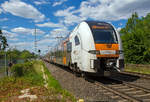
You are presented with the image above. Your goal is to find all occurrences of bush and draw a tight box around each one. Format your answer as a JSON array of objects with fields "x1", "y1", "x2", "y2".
[
  {"x1": 11, "y1": 64, "x2": 23, "y2": 77},
  {"x1": 11, "y1": 61, "x2": 34, "y2": 77}
]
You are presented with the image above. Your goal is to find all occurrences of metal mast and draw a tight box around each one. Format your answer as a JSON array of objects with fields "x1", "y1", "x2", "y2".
[{"x1": 34, "y1": 28, "x2": 37, "y2": 54}]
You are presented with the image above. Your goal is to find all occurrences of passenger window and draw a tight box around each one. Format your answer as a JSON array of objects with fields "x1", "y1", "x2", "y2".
[
  {"x1": 67, "y1": 42, "x2": 72, "y2": 52},
  {"x1": 74, "y1": 36, "x2": 80, "y2": 46}
]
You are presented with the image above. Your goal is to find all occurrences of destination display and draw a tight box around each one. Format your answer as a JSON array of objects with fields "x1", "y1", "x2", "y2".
[
  {"x1": 100, "y1": 50, "x2": 116, "y2": 55},
  {"x1": 92, "y1": 25, "x2": 111, "y2": 29}
]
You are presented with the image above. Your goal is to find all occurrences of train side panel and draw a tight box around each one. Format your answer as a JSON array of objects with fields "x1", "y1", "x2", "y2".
[{"x1": 77, "y1": 22, "x2": 97, "y2": 72}]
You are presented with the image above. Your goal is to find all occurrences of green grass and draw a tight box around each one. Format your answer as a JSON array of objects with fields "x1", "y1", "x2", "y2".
[
  {"x1": 0, "y1": 60, "x2": 76, "y2": 102},
  {"x1": 39, "y1": 61, "x2": 76, "y2": 102},
  {"x1": 41, "y1": 62, "x2": 61, "y2": 89},
  {"x1": 125, "y1": 64, "x2": 150, "y2": 74},
  {"x1": 0, "y1": 76, "x2": 38, "y2": 101}
]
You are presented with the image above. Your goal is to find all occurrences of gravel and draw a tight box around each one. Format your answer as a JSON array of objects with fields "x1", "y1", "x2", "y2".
[
  {"x1": 44, "y1": 62, "x2": 115, "y2": 102},
  {"x1": 114, "y1": 73, "x2": 150, "y2": 90},
  {"x1": 44, "y1": 61, "x2": 150, "y2": 102}
]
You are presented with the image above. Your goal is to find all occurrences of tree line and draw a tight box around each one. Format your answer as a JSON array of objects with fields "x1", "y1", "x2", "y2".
[
  {"x1": 120, "y1": 12, "x2": 150, "y2": 64},
  {"x1": 0, "y1": 49, "x2": 37, "y2": 62},
  {"x1": 0, "y1": 30, "x2": 37, "y2": 61}
]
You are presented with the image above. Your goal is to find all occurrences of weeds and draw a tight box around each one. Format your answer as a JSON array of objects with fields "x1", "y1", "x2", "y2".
[
  {"x1": 125, "y1": 64, "x2": 150, "y2": 74},
  {"x1": 0, "y1": 60, "x2": 76, "y2": 102}
]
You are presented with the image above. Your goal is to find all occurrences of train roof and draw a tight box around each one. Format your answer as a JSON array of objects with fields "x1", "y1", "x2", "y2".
[
  {"x1": 85, "y1": 21, "x2": 111, "y2": 26},
  {"x1": 85, "y1": 21, "x2": 113, "y2": 30}
]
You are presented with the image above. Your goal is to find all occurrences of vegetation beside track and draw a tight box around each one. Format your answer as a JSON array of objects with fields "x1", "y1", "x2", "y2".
[
  {"x1": 0, "y1": 60, "x2": 76, "y2": 102},
  {"x1": 125, "y1": 64, "x2": 150, "y2": 74},
  {"x1": 121, "y1": 13, "x2": 150, "y2": 64},
  {"x1": 0, "y1": 67, "x2": 5, "y2": 74}
]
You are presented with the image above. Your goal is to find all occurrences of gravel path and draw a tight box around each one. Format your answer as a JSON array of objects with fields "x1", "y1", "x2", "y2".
[{"x1": 44, "y1": 62, "x2": 115, "y2": 102}]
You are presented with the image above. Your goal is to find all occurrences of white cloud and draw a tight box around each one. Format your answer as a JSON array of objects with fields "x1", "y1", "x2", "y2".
[
  {"x1": 44, "y1": 34, "x2": 50, "y2": 38},
  {"x1": 2, "y1": 30, "x2": 19, "y2": 41},
  {"x1": 35, "y1": 29, "x2": 45, "y2": 35},
  {"x1": 50, "y1": 27, "x2": 69, "y2": 38},
  {"x1": 1, "y1": 0, "x2": 45, "y2": 22},
  {"x1": 43, "y1": 28, "x2": 69, "y2": 44},
  {"x1": 8, "y1": 27, "x2": 68, "y2": 54},
  {"x1": 8, "y1": 39, "x2": 44, "y2": 53},
  {"x1": 0, "y1": 8, "x2": 2, "y2": 14},
  {"x1": 79, "y1": 0, "x2": 150, "y2": 21},
  {"x1": 2, "y1": 26, "x2": 8, "y2": 29},
  {"x1": 38, "y1": 38, "x2": 56, "y2": 45},
  {"x1": 54, "y1": 0, "x2": 150, "y2": 26},
  {"x1": 33, "y1": 39, "x2": 57, "y2": 54},
  {"x1": 9, "y1": 38, "x2": 18, "y2": 41},
  {"x1": 34, "y1": 0, "x2": 50, "y2": 5},
  {"x1": 2, "y1": 30, "x2": 18, "y2": 38},
  {"x1": 52, "y1": 0, "x2": 67, "y2": 7},
  {"x1": 36, "y1": 22, "x2": 63, "y2": 28},
  {"x1": 9, "y1": 41, "x2": 34, "y2": 52},
  {"x1": 54, "y1": 6, "x2": 86, "y2": 25},
  {"x1": 0, "y1": 18, "x2": 8, "y2": 22},
  {"x1": 42, "y1": 27, "x2": 69, "y2": 48},
  {"x1": 11, "y1": 27, "x2": 45, "y2": 35}
]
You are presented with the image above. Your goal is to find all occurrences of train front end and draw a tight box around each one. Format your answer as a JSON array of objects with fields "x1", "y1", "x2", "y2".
[{"x1": 87, "y1": 21, "x2": 124, "y2": 76}]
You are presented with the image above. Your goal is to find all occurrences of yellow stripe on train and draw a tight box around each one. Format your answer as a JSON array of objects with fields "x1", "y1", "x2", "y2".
[{"x1": 95, "y1": 44, "x2": 119, "y2": 57}]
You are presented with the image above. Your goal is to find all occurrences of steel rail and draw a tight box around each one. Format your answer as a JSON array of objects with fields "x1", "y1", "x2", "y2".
[
  {"x1": 121, "y1": 71, "x2": 150, "y2": 80},
  {"x1": 108, "y1": 77, "x2": 150, "y2": 102},
  {"x1": 95, "y1": 81, "x2": 141, "y2": 102}
]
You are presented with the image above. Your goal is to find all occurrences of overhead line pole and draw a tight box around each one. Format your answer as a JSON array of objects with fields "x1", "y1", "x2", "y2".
[
  {"x1": 55, "y1": 36, "x2": 63, "y2": 57},
  {"x1": 34, "y1": 27, "x2": 37, "y2": 54}
]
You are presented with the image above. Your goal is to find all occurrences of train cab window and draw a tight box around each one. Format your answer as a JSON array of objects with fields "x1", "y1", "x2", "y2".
[
  {"x1": 67, "y1": 42, "x2": 72, "y2": 52},
  {"x1": 92, "y1": 29, "x2": 118, "y2": 44},
  {"x1": 74, "y1": 36, "x2": 80, "y2": 46}
]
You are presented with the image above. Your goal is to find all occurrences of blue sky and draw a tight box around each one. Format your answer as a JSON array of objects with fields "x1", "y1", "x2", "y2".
[{"x1": 0, "y1": 0, "x2": 150, "y2": 54}]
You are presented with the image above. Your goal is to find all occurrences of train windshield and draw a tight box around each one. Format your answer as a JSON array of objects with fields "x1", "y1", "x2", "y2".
[{"x1": 92, "y1": 29, "x2": 118, "y2": 44}]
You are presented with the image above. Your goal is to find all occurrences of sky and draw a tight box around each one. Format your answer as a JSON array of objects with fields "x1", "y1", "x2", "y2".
[{"x1": 0, "y1": 0, "x2": 150, "y2": 54}]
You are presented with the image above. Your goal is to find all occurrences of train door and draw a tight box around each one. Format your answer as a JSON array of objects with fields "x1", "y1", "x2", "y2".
[
  {"x1": 63, "y1": 42, "x2": 67, "y2": 65},
  {"x1": 73, "y1": 35, "x2": 82, "y2": 68},
  {"x1": 66, "y1": 41, "x2": 72, "y2": 65}
]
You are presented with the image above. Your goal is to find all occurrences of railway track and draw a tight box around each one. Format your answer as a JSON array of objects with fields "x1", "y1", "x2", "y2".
[
  {"x1": 121, "y1": 71, "x2": 150, "y2": 80},
  {"x1": 44, "y1": 61, "x2": 150, "y2": 102},
  {"x1": 94, "y1": 77, "x2": 150, "y2": 102}
]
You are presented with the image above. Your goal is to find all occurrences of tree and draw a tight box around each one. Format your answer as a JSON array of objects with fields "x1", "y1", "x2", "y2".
[
  {"x1": 0, "y1": 30, "x2": 8, "y2": 50},
  {"x1": 20, "y1": 50, "x2": 33, "y2": 60},
  {"x1": 7, "y1": 49, "x2": 21, "y2": 60},
  {"x1": 120, "y1": 12, "x2": 150, "y2": 64}
]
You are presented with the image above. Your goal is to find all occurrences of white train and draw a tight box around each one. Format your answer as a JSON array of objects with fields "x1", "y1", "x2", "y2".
[{"x1": 50, "y1": 21, "x2": 124, "y2": 77}]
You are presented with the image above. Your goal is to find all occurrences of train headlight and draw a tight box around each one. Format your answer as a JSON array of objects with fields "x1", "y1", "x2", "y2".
[
  {"x1": 116, "y1": 50, "x2": 123, "y2": 54},
  {"x1": 88, "y1": 50, "x2": 100, "y2": 54}
]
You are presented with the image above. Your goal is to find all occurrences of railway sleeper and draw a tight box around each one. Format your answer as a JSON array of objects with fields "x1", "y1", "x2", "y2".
[
  {"x1": 117, "y1": 99, "x2": 128, "y2": 102},
  {"x1": 142, "y1": 98, "x2": 150, "y2": 102},
  {"x1": 109, "y1": 85, "x2": 128, "y2": 89},
  {"x1": 133, "y1": 93, "x2": 150, "y2": 97},
  {"x1": 125, "y1": 90, "x2": 143, "y2": 94},
  {"x1": 120, "y1": 88, "x2": 135, "y2": 91},
  {"x1": 96, "y1": 83, "x2": 140, "y2": 102},
  {"x1": 110, "y1": 95, "x2": 120, "y2": 99}
]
